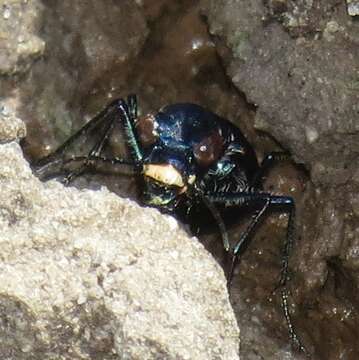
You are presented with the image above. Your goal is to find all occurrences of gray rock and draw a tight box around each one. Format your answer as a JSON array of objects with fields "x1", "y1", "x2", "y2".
[
  {"x1": 0, "y1": 98, "x2": 26, "y2": 142},
  {"x1": 0, "y1": 0, "x2": 45, "y2": 76},
  {"x1": 201, "y1": 0, "x2": 359, "y2": 187},
  {"x1": 0, "y1": 116, "x2": 239, "y2": 358},
  {"x1": 347, "y1": 0, "x2": 359, "y2": 16}
]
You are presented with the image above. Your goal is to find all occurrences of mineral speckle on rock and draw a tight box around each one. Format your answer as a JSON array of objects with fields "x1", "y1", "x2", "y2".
[{"x1": 347, "y1": 0, "x2": 359, "y2": 16}]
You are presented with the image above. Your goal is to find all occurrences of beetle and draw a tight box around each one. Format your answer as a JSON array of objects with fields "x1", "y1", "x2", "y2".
[{"x1": 34, "y1": 95, "x2": 307, "y2": 354}]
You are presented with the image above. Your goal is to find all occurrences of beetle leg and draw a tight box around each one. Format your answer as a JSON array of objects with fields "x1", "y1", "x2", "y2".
[
  {"x1": 37, "y1": 155, "x2": 138, "y2": 182},
  {"x1": 35, "y1": 99, "x2": 126, "y2": 167},
  {"x1": 281, "y1": 287, "x2": 310, "y2": 356},
  {"x1": 250, "y1": 152, "x2": 291, "y2": 189},
  {"x1": 115, "y1": 98, "x2": 143, "y2": 164},
  {"x1": 62, "y1": 155, "x2": 139, "y2": 185},
  {"x1": 37, "y1": 112, "x2": 117, "y2": 184},
  {"x1": 34, "y1": 97, "x2": 143, "y2": 184},
  {"x1": 89, "y1": 114, "x2": 116, "y2": 157},
  {"x1": 228, "y1": 196, "x2": 271, "y2": 286},
  {"x1": 62, "y1": 164, "x2": 87, "y2": 185},
  {"x1": 207, "y1": 192, "x2": 295, "y2": 287},
  {"x1": 61, "y1": 116, "x2": 117, "y2": 184},
  {"x1": 201, "y1": 196, "x2": 230, "y2": 251},
  {"x1": 206, "y1": 192, "x2": 306, "y2": 353},
  {"x1": 249, "y1": 195, "x2": 305, "y2": 354},
  {"x1": 269, "y1": 195, "x2": 295, "y2": 288}
]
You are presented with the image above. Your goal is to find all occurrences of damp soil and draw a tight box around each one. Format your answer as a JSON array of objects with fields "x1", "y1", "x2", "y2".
[{"x1": 16, "y1": 1, "x2": 358, "y2": 359}]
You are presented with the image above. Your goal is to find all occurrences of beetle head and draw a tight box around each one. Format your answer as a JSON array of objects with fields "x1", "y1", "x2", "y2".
[{"x1": 141, "y1": 152, "x2": 196, "y2": 211}]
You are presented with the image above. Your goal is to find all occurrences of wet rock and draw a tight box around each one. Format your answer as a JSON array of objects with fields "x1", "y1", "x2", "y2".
[
  {"x1": 0, "y1": 116, "x2": 239, "y2": 359},
  {"x1": 232, "y1": 295, "x2": 305, "y2": 360},
  {"x1": 0, "y1": 0, "x2": 45, "y2": 76}
]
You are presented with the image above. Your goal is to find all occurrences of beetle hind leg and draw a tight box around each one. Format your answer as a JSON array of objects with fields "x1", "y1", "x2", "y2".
[{"x1": 250, "y1": 152, "x2": 291, "y2": 189}]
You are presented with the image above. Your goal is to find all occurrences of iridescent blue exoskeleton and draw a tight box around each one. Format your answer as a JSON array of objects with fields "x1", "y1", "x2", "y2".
[{"x1": 34, "y1": 95, "x2": 307, "y2": 354}]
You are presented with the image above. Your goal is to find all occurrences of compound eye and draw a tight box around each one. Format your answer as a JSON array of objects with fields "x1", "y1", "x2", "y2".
[
  {"x1": 193, "y1": 131, "x2": 224, "y2": 167},
  {"x1": 136, "y1": 114, "x2": 159, "y2": 147}
]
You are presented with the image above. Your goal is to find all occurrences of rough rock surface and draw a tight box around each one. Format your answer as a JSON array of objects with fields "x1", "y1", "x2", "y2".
[
  {"x1": 347, "y1": 0, "x2": 359, "y2": 16},
  {"x1": 0, "y1": 115, "x2": 239, "y2": 359},
  {"x1": 0, "y1": 97, "x2": 26, "y2": 142},
  {"x1": 0, "y1": 0, "x2": 45, "y2": 76},
  {"x1": 202, "y1": 0, "x2": 358, "y2": 187}
]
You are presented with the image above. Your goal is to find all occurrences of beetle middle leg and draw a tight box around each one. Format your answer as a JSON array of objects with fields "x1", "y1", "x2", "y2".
[{"x1": 62, "y1": 155, "x2": 139, "y2": 184}]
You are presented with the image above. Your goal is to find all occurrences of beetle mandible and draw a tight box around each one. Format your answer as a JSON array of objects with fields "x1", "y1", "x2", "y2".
[{"x1": 34, "y1": 95, "x2": 307, "y2": 354}]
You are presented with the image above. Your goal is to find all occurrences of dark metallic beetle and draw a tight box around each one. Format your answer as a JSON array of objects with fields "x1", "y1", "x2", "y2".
[{"x1": 34, "y1": 95, "x2": 307, "y2": 354}]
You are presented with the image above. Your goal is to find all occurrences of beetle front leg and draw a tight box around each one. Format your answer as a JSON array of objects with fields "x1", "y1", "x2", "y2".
[
  {"x1": 74, "y1": 97, "x2": 143, "y2": 182},
  {"x1": 34, "y1": 97, "x2": 143, "y2": 184},
  {"x1": 35, "y1": 99, "x2": 125, "y2": 168},
  {"x1": 116, "y1": 97, "x2": 143, "y2": 164},
  {"x1": 57, "y1": 155, "x2": 139, "y2": 184},
  {"x1": 127, "y1": 94, "x2": 138, "y2": 121},
  {"x1": 61, "y1": 116, "x2": 117, "y2": 184}
]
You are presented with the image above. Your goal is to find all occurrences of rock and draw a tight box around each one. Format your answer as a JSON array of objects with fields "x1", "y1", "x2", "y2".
[
  {"x1": 0, "y1": 97, "x2": 26, "y2": 142},
  {"x1": 201, "y1": 0, "x2": 359, "y2": 187},
  {"x1": 0, "y1": 0, "x2": 45, "y2": 76},
  {"x1": 0, "y1": 117, "x2": 239, "y2": 358},
  {"x1": 347, "y1": 0, "x2": 359, "y2": 16}
]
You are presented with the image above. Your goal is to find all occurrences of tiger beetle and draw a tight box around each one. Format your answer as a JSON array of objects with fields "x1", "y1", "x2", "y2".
[{"x1": 34, "y1": 95, "x2": 308, "y2": 355}]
